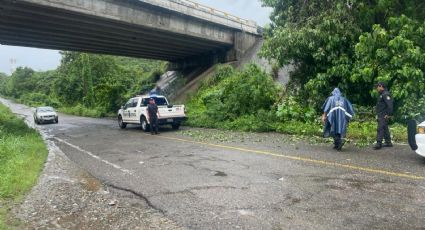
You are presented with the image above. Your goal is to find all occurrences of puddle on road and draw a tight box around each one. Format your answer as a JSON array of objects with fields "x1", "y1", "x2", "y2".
[{"x1": 79, "y1": 171, "x2": 103, "y2": 192}]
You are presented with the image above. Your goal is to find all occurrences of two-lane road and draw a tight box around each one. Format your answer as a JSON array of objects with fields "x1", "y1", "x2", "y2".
[{"x1": 3, "y1": 98, "x2": 425, "y2": 229}]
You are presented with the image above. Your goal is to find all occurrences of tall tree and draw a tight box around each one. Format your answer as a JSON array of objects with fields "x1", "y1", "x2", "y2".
[
  {"x1": 261, "y1": 0, "x2": 425, "y2": 118},
  {"x1": 8, "y1": 67, "x2": 35, "y2": 97}
]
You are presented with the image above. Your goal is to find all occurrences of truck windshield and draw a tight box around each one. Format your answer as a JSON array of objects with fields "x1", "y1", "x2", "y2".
[
  {"x1": 142, "y1": 97, "x2": 168, "y2": 106},
  {"x1": 154, "y1": 97, "x2": 168, "y2": 106}
]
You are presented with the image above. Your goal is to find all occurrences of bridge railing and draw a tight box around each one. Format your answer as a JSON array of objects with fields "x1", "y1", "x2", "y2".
[
  {"x1": 175, "y1": 0, "x2": 255, "y2": 26},
  {"x1": 138, "y1": 0, "x2": 260, "y2": 34}
]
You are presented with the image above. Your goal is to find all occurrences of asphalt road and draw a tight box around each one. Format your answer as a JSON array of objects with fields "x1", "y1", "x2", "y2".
[{"x1": 3, "y1": 99, "x2": 425, "y2": 229}]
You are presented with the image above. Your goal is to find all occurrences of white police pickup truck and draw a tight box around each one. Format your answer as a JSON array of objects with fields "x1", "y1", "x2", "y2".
[
  {"x1": 117, "y1": 95, "x2": 186, "y2": 131},
  {"x1": 408, "y1": 120, "x2": 425, "y2": 157}
]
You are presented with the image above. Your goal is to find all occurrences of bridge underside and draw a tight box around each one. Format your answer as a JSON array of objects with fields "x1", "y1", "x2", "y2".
[{"x1": 0, "y1": 0, "x2": 234, "y2": 63}]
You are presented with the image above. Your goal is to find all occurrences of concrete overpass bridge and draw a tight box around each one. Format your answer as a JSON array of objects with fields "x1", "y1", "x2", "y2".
[{"x1": 0, "y1": 0, "x2": 262, "y2": 69}]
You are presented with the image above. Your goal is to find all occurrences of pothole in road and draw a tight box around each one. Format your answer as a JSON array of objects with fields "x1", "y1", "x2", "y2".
[
  {"x1": 214, "y1": 171, "x2": 227, "y2": 177},
  {"x1": 79, "y1": 172, "x2": 103, "y2": 192}
]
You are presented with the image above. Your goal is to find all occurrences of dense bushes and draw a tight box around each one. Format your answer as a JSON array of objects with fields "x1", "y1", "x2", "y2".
[
  {"x1": 18, "y1": 93, "x2": 61, "y2": 108},
  {"x1": 0, "y1": 52, "x2": 166, "y2": 117},
  {"x1": 186, "y1": 64, "x2": 280, "y2": 131},
  {"x1": 261, "y1": 0, "x2": 425, "y2": 121},
  {"x1": 200, "y1": 65, "x2": 278, "y2": 122},
  {"x1": 186, "y1": 64, "x2": 321, "y2": 132},
  {"x1": 186, "y1": 64, "x2": 332, "y2": 135},
  {"x1": 185, "y1": 64, "x2": 407, "y2": 144},
  {"x1": 276, "y1": 96, "x2": 316, "y2": 122},
  {"x1": 58, "y1": 104, "x2": 107, "y2": 118}
]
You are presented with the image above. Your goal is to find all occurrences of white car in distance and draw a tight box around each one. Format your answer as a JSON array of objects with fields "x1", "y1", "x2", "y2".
[
  {"x1": 408, "y1": 120, "x2": 425, "y2": 157},
  {"x1": 34, "y1": 106, "x2": 58, "y2": 124}
]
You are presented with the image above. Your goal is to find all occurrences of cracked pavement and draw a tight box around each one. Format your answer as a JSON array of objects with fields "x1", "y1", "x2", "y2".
[{"x1": 2, "y1": 98, "x2": 425, "y2": 229}]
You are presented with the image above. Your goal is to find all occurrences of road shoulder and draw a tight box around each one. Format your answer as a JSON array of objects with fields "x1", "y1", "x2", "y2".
[{"x1": 1, "y1": 98, "x2": 181, "y2": 229}]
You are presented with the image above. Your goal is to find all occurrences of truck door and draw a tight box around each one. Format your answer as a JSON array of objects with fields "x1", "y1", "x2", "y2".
[
  {"x1": 139, "y1": 98, "x2": 149, "y2": 120},
  {"x1": 128, "y1": 98, "x2": 139, "y2": 122},
  {"x1": 123, "y1": 98, "x2": 138, "y2": 123}
]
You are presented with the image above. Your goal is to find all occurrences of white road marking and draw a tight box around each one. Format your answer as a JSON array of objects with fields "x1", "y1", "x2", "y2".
[{"x1": 53, "y1": 137, "x2": 133, "y2": 175}]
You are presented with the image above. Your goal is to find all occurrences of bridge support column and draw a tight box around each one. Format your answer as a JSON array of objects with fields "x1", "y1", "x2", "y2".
[
  {"x1": 168, "y1": 49, "x2": 228, "y2": 70},
  {"x1": 169, "y1": 32, "x2": 261, "y2": 70},
  {"x1": 226, "y1": 32, "x2": 261, "y2": 63}
]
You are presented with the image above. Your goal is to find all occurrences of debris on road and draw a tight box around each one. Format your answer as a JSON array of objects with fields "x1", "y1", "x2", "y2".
[{"x1": 108, "y1": 200, "x2": 118, "y2": 206}]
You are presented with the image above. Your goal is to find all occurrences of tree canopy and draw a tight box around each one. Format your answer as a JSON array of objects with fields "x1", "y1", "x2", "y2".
[
  {"x1": 261, "y1": 0, "x2": 425, "y2": 120},
  {"x1": 0, "y1": 52, "x2": 165, "y2": 116}
]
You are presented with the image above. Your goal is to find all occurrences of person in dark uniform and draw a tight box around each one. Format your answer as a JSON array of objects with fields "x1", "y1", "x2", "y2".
[
  {"x1": 374, "y1": 82, "x2": 393, "y2": 149},
  {"x1": 147, "y1": 98, "x2": 160, "y2": 135}
]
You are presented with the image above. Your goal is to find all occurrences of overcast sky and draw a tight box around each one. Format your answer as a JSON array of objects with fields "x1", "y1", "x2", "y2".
[{"x1": 0, "y1": 0, "x2": 271, "y2": 75}]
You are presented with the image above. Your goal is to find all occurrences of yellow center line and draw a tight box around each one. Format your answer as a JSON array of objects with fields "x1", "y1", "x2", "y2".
[{"x1": 152, "y1": 134, "x2": 425, "y2": 180}]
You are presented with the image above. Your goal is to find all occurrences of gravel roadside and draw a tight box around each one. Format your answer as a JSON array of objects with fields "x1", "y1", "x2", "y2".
[{"x1": 1, "y1": 98, "x2": 181, "y2": 229}]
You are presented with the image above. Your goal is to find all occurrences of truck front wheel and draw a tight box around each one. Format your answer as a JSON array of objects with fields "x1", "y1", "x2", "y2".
[
  {"x1": 118, "y1": 115, "x2": 127, "y2": 129},
  {"x1": 141, "y1": 116, "x2": 150, "y2": 132}
]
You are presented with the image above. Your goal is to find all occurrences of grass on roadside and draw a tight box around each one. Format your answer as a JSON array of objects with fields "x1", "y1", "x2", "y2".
[
  {"x1": 184, "y1": 116, "x2": 407, "y2": 147},
  {"x1": 0, "y1": 103, "x2": 48, "y2": 229},
  {"x1": 58, "y1": 104, "x2": 107, "y2": 118}
]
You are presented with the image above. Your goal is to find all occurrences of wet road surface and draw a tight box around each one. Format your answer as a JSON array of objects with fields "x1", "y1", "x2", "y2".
[{"x1": 2, "y1": 98, "x2": 425, "y2": 229}]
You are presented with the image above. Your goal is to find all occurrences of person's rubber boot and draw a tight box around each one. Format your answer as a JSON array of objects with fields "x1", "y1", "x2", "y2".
[
  {"x1": 333, "y1": 138, "x2": 340, "y2": 150},
  {"x1": 336, "y1": 141, "x2": 344, "y2": 151},
  {"x1": 373, "y1": 142, "x2": 382, "y2": 150},
  {"x1": 383, "y1": 142, "x2": 393, "y2": 147}
]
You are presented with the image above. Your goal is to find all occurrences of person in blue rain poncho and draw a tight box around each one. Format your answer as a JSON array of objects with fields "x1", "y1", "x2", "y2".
[{"x1": 321, "y1": 88, "x2": 355, "y2": 151}]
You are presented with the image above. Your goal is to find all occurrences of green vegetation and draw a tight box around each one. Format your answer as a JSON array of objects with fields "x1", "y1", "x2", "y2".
[
  {"x1": 260, "y1": 0, "x2": 425, "y2": 121},
  {"x1": 185, "y1": 0, "x2": 422, "y2": 144},
  {"x1": 185, "y1": 64, "x2": 407, "y2": 145},
  {"x1": 0, "y1": 104, "x2": 48, "y2": 228},
  {"x1": 185, "y1": 64, "x2": 279, "y2": 132},
  {"x1": 2, "y1": 0, "x2": 423, "y2": 144},
  {"x1": 0, "y1": 52, "x2": 166, "y2": 117}
]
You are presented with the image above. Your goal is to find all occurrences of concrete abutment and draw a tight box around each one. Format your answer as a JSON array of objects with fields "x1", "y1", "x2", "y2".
[{"x1": 169, "y1": 32, "x2": 262, "y2": 70}]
